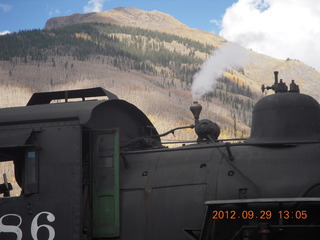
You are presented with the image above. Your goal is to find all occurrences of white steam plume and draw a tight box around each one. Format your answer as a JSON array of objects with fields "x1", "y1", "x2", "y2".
[{"x1": 191, "y1": 42, "x2": 249, "y2": 99}]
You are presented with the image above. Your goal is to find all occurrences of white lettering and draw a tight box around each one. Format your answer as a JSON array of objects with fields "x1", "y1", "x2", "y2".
[
  {"x1": 0, "y1": 214, "x2": 23, "y2": 240},
  {"x1": 0, "y1": 211, "x2": 56, "y2": 240},
  {"x1": 31, "y1": 212, "x2": 55, "y2": 240}
]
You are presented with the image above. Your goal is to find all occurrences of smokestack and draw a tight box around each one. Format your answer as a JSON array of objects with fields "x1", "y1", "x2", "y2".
[{"x1": 190, "y1": 101, "x2": 202, "y2": 124}]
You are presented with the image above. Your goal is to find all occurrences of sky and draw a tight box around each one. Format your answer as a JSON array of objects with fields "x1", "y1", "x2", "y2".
[
  {"x1": 0, "y1": 0, "x2": 235, "y2": 34},
  {"x1": 1, "y1": 0, "x2": 320, "y2": 71}
]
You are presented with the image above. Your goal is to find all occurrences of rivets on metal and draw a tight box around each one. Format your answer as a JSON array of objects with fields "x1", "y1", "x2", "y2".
[{"x1": 200, "y1": 163, "x2": 207, "y2": 168}]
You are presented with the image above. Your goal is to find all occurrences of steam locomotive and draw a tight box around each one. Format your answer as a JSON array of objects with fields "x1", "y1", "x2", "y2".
[{"x1": 0, "y1": 71, "x2": 320, "y2": 240}]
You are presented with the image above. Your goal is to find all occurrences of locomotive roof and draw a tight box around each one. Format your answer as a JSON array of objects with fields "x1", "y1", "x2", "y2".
[
  {"x1": 0, "y1": 99, "x2": 104, "y2": 125},
  {"x1": 0, "y1": 88, "x2": 154, "y2": 129}
]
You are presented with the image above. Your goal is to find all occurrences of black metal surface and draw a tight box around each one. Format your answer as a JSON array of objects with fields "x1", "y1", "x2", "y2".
[
  {"x1": 0, "y1": 99, "x2": 160, "y2": 146},
  {"x1": 248, "y1": 92, "x2": 320, "y2": 142},
  {"x1": 0, "y1": 128, "x2": 32, "y2": 148},
  {"x1": 27, "y1": 87, "x2": 118, "y2": 105},
  {"x1": 204, "y1": 197, "x2": 320, "y2": 206},
  {"x1": 0, "y1": 99, "x2": 102, "y2": 125},
  {"x1": 195, "y1": 119, "x2": 220, "y2": 142}
]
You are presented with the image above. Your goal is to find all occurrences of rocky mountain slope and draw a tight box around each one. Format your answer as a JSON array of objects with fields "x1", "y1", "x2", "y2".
[{"x1": 45, "y1": 7, "x2": 226, "y2": 47}]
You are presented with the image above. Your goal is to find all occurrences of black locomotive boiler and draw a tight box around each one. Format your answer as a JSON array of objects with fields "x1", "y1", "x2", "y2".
[{"x1": 0, "y1": 72, "x2": 320, "y2": 240}]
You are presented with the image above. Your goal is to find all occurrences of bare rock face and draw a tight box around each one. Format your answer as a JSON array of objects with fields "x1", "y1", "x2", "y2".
[
  {"x1": 44, "y1": 7, "x2": 225, "y2": 47},
  {"x1": 44, "y1": 12, "x2": 97, "y2": 30}
]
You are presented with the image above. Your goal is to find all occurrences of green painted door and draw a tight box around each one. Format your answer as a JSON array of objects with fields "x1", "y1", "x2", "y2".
[{"x1": 91, "y1": 129, "x2": 120, "y2": 238}]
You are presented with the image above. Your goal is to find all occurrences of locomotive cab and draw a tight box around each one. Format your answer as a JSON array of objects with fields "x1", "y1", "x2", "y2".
[{"x1": 0, "y1": 87, "x2": 160, "y2": 239}]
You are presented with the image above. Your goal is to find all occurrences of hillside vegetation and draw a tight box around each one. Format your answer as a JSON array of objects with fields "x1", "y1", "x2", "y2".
[{"x1": 0, "y1": 23, "x2": 215, "y2": 85}]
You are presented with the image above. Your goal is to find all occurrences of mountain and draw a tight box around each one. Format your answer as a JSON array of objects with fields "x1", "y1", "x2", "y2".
[
  {"x1": 44, "y1": 7, "x2": 320, "y2": 98},
  {"x1": 1, "y1": 7, "x2": 320, "y2": 142},
  {"x1": 45, "y1": 7, "x2": 226, "y2": 47}
]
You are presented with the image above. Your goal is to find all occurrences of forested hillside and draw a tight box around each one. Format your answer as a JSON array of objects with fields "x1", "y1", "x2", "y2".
[{"x1": 0, "y1": 23, "x2": 216, "y2": 82}]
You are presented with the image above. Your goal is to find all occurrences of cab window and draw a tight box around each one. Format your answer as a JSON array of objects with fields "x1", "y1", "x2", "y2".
[
  {"x1": 0, "y1": 148, "x2": 38, "y2": 197},
  {"x1": 0, "y1": 160, "x2": 21, "y2": 197}
]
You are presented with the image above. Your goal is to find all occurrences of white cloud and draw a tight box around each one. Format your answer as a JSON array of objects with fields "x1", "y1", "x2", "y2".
[
  {"x1": 220, "y1": 0, "x2": 320, "y2": 71},
  {"x1": 0, "y1": 30, "x2": 10, "y2": 35},
  {"x1": 83, "y1": 0, "x2": 109, "y2": 13},
  {"x1": 210, "y1": 19, "x2": 221, "y2": 27},
  {"x1": 0, "y1": 4, "x2": 13, "y2": 12}
]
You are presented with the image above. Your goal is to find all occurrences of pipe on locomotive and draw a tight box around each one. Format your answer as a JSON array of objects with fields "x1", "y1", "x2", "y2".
[{"x1": 262, "y1": 71, "x2": 299, "y2": 93}]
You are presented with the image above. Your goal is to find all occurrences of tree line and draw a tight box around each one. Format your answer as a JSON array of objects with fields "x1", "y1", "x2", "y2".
[
  {"x1": 0, "y1": 22, "x2": 215, "y2": 84},
  {"x1": 204, "y1": 76, "x2": 255, "y2": 126}
]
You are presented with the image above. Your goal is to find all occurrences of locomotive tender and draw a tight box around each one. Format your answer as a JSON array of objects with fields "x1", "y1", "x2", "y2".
[{"x1": 0, "y1": 72, "x2": 320, "y2": 240}]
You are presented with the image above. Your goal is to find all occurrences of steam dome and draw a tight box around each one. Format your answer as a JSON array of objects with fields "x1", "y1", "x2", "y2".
[{"x1": 248, "y1": 92, "x2": 320, "y2": 142}]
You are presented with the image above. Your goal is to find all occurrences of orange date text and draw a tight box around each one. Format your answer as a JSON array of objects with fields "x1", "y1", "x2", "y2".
[{"x1": 212, "y1": 210, "x2": 308, "y2": 220}]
